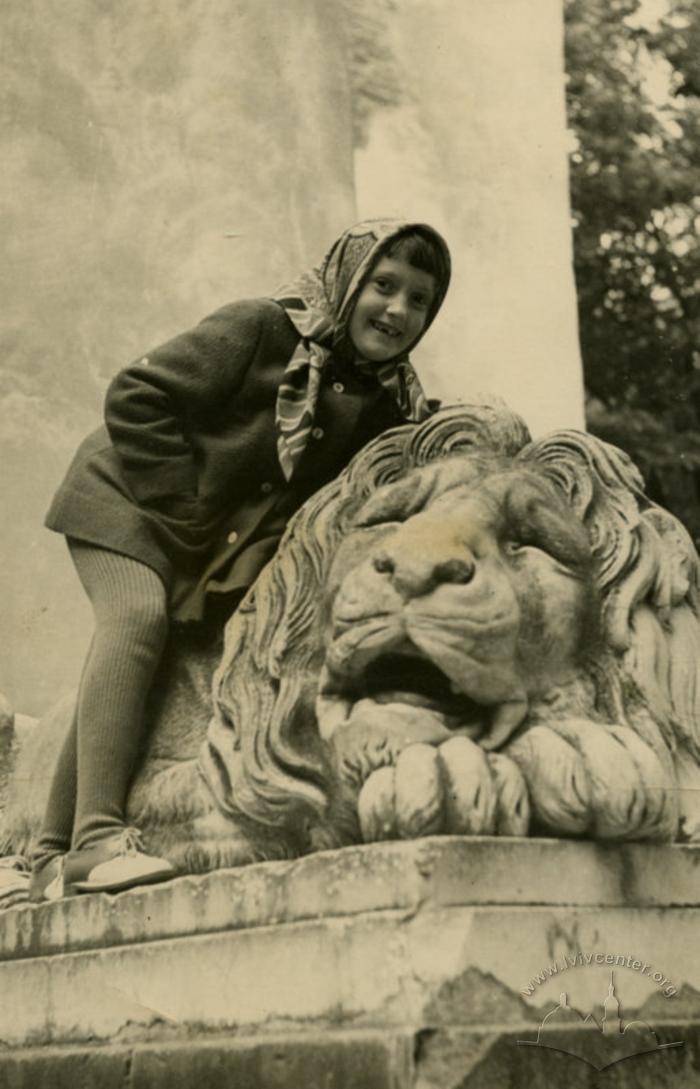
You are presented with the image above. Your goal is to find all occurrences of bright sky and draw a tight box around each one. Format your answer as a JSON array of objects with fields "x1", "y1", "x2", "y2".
[
  {"x1": 626, "y1": 0, "x2": 679, "y2": 111},
  {"x1": 627, "y1": 0, "x2": 671, "y2": 28}
]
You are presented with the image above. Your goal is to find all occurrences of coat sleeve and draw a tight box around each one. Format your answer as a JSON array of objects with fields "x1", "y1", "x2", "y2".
[{"x1": 104, "y1": 299, "x2": 267, "y2": 513}]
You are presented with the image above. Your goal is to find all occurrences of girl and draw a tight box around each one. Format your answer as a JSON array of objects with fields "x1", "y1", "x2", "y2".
[{"x1": 14, "y1": 218, "x2": 451, "y2": 902}]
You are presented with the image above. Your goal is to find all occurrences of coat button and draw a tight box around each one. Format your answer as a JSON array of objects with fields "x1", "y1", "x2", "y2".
[
  {"x1": 260, "y1": 481, "x2": 273, "y2": 494},
  {"x1": 139, "y1": 356, "x2": 150, "y2": 366},
  {"x1": 311, "y1": 427, "x2": 324, "y2": 440},
  {"x1": 227, "y1": 530, "x2": 238, "y2": 545},
  {"x1": 332, "y1": 381, "x2": 344, "y2": 393}
]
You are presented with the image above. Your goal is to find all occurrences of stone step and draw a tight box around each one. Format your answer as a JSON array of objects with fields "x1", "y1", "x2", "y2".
[
  {"x1": 0, "y1": 1029, "x2": 411, "y2": 1089},
  {"x1": 1, "y1": 1023, "x2": 698, "y2": 1088},
  {"x1": 3, "y1": 837, "x2": 700, "y2": 963},
  {"x1": 2, "y1": 839, "x2": 699, "y2": 1084}
]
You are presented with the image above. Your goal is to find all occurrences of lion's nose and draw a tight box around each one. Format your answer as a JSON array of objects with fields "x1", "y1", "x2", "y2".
[{"x1": 372, "y1": 550, "x2": 475, "y2": 598}]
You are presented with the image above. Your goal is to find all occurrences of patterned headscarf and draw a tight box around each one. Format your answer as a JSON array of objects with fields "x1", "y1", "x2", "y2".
[{"x1": 273, "y1": 218, "x2": 451, "y2": 481}]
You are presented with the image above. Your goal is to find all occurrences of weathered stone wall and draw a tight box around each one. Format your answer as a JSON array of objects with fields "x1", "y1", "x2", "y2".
[
  {"x1": 2, "y1": 1, "x2": 584, "y2": 715},
  {"x1": 1, "y1": 0, "x2": 355, "y2": 714},
  {"x1": 355, "y1": 0, "x2": 584, "y2": 437}
]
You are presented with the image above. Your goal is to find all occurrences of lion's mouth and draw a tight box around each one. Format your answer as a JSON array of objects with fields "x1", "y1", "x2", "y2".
[
  {"x1": 363, "y1": 654, "x2": 484, "y2": 720},
  {"x1": 316, "y1": 650, "x2": 491, "y2": 741}
]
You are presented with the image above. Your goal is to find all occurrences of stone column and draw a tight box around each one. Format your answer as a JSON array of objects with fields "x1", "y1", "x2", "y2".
[
  {"x1": 355, "y1": 0, "x2": 584, "y2": 436},
  {"x1": 1, "y1": 0, "x2": 356, "y2": 714}
]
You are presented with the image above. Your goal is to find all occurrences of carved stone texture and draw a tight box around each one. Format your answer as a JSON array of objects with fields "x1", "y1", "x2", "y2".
[
  {"x1": 2, "y1": 402, "x2": 700, "y2": 871},
  {"x1": 204, "y1": 401, "x2": 700, "y2": 857}
]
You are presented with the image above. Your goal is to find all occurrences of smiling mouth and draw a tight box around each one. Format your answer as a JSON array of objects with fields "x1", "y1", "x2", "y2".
[
  {"x1": 316, "y1": 651, "x2": 492, "y2": 739},
  {"x1": 371, "y1": 320, "x2": 401, "y2": 339}
]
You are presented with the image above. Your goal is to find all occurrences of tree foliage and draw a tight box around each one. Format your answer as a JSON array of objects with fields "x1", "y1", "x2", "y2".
[{"x1": 564, "y1": 0, "x2": 700, "y2": 537}]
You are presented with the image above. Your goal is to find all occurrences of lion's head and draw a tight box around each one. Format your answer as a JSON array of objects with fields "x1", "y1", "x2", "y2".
[
  {"x1": 203, "y1": 403, "x2": 700, "y2": 850},
  {"x1": 317, "y1": 455, "x2": 600, "y2": 751}
]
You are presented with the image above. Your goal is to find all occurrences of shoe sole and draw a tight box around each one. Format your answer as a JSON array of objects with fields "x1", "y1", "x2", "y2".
[{"x1": 69, "y1": 866, "x2": 174, "y2": 895}]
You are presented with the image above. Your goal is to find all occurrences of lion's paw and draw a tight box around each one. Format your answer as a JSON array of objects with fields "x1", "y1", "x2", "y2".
[
  {"x1": 357, "y1": 737, "x2": 529, "y2": 842},
  {"x1": 506, "y1": 719, "x2": 679, "y2": 841}
]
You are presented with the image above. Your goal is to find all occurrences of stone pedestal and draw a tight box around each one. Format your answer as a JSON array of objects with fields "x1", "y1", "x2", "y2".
[{"x1": 1, "y1": 838, "x2": 699, "y2": 1087}]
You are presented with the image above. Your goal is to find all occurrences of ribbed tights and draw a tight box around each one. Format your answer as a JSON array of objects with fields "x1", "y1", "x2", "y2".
[{"x1": 33, "y1": 543, "x2": 168, "y2": 864}]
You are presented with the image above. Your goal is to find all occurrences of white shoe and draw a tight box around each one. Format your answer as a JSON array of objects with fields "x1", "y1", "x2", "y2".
[{"x1": 65, "y1": 828, "x2": 174, "y2": 894}]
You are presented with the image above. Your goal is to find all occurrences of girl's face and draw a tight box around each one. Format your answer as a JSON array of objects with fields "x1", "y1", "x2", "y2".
[{"x1": 348, "y1": 256, "x2": 437, "y2": 363}]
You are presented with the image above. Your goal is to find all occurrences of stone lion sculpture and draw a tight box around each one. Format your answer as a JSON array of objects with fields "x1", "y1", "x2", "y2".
[{"x1": 2, "y1": 403, "x2": 700, "y2": 874}]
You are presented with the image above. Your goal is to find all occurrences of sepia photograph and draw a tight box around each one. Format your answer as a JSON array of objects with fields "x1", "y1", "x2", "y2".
[{"x1": 1, "y1": 1, "x2": 699, "y2": 1085}]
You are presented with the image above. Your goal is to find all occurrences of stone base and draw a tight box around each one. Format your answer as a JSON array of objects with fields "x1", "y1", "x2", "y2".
[
  {"x1": 3, "y1": 1026, "x2": 699, "y2": 1089},
  {"x1": 0, "y1": 1031, "x2": 411, "y2": 1089},
  {"x1": 1, "y1": 838, "x2": 700, "y2": 1087}
]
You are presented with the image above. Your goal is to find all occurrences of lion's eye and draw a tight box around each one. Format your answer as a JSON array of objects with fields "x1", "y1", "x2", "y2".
[
  {"x1": 504, "y1": 540, "x2": 524, "y2": 556},
  {"x1": 504, "y1": 539, "x2": 551, "y2": 561},
  {"x1": 353, "y1": 516, "x2": 403, "y2": 531}
]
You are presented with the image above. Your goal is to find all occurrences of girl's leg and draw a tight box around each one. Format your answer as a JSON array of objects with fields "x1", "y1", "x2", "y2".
[
  {"x1": 32, "y1": 709, "x2": 79, "y2": 865},
  {"x1": 32, "y1": 629, "x2": 100, "y2": 871},
  {"x1": 67, "y1": 541, "x2": 169, "y2": 850},
  {"x1": 30, "y1": 542, "x2": 173, "y2": 899}
]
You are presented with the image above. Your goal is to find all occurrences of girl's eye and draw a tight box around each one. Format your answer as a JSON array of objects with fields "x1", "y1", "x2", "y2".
[
  {"x1": 411, "y1": 293, "x2": 429, "y2": 308},
  {"x1": 374, "y1": 277, "x2": 392, "y2": 292}
]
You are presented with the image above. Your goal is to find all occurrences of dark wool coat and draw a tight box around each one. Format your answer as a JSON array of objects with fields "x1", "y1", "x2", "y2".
[{"x1": 46, "y1": 298, "x2": 406, "y2": 622}]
